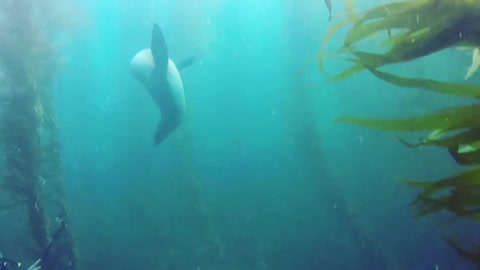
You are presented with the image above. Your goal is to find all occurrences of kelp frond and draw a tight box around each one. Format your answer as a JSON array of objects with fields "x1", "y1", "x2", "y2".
[
  {"x1": 320, "y1": 0, "x2": 480, "y2": 267},
  {"x1": 320, "y1": 0, "x2": 480, "y2": 80},
  {"x1": 337, "y1": 104, "x2": 480, "y2": 133},
  {"x1": 366, "y1": 68, "x2": 480, "y2": 98}
]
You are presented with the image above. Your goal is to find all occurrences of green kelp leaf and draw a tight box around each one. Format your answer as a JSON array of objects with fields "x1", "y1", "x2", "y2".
[
  {"x1": 351, "y1": 27, "x2": 436, "y2": 66},
  {"x1": 457, "y1": 209, "x2": 480, "y2": 221},
  {"x1": 352, "y1": 50, "x2": 399, "y2": 67},
  {"x1": 458, "y1": 141, "x2": 480, "y2": 153},
  {"x1": 345, "y1": 4, "x2": 435, "y2": 48},
  {"x1": 449, "y1": 187, "x2": 480, "y2": 209},
  {"x1": 318, "y1": 0, "x2": 430, "y2": 75},
  {"x1": 413, "y1": 196, "x2": 480, "y2": 220},
  {"x1": 379, "y1": 29, "x2": 411, "y2": 48},
  {"x1": 387, "y1": 13, "x2": 475, "y2": 62},
  {"x1": 411, "y1": 194, "x2": 449, "y2": 219},
  {"x1": 329, "y1": 63, "x2": 366, "y2": 81},
  {"x1": 404, "y1": 180, "x2": 480, "y2": 219},
  {"x1": 357, "y1": 24, "x2": 457, "y2": 68},
  {"x1": 351, "y1": 0, "x2": 430, "y2": 29},
  {"x1": 407, "y1": 185, "x2": 480, "y2": 220},
  {"x1": 337, "y1": 104, "x2": 480, "y2": 132},
  {"x1": 403, "y1": 167, "x2": 480, "y2": 198},
  {"x1": 344, "y1": 0, "x2": 358, "y2": 20},
  {"x1": 378, "y1": 12, "x2": 439, "y2": 48},
  {"x1": 398, "y1": 137, "x2": 428, "y2": 148},
  {"x1": 444, "y1": 237, "x2": 480, "y2": 267},
  {"x1": 398, "y1": 128, "x2": 450, "y2": 148},
  {"x1": 320, "y1": 0, "x2": 480, "y2": 78},
  {"x1": 399, "y1": 129, "x2": 480, "y2": 149},
  {"x1": 367, "y1": 68, "x2": 480, "y2": 97},
  {"x1": 319, "y1": 18, "x2": 356, "y2": 75},
  {"x1": 347, "y1": 44, "x2": 431, "y2": 71},
  {"x1": 344, "y1": 16, "x2": 412, "y2": 47},
  {"x1": 448, "y1": 145, "x2": 480, "y2": 165}
]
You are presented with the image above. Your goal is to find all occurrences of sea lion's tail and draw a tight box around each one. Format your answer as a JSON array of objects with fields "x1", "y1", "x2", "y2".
[
  {"x1": 154, "y1": 120, "x2": 170, "y2": 146},
  {"x1": 154, "y1": 118, "x2": 182, "y2": 146}
]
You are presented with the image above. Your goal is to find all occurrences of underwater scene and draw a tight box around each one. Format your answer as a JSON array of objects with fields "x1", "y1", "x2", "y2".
[{"x1": 1, "y1": 0, "x2": 480, "y2": 269}]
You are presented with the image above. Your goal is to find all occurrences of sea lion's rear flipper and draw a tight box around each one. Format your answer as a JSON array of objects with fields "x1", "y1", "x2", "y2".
[
  {"x1": 154, "y1": 117, "x2": 181, "y2": 146},
  {"x1": 177, "y1": 56, "x2": 199, "y2": 71},
  {"x1": 151, "y1": 23, "x2": 169, "y2": 78},
  {"x1": 154, "y1": 120, "x2": 170, "y2": 146}
]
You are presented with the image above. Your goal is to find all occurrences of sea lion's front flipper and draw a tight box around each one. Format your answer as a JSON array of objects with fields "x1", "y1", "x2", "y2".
[
  {"x1": 151, "y1": 23, "x2": 169, "y2": 78},
  {"x1": 176, "y1": 56, "x2": 199, "y2": 71}
]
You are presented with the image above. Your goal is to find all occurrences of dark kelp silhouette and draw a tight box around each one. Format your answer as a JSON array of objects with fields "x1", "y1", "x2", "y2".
[
  {"x1": 319, "y1": 0, "x2": 480, "y2": 266},
  {"x1": 0, "y1": 1, "x2": 85, "y2": 268}
]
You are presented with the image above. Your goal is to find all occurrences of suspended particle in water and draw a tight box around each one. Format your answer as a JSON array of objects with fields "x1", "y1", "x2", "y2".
[
  {"x1": 38, "y1": 176, "x2": 46, "y2": 186},
  {"x1": 271, "y1": 108, "x2": 276, "y2": 116}
]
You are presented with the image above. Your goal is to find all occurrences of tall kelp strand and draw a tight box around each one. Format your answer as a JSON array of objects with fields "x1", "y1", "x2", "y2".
[
  {"x1": 319, "y1": 0, "x2": 480, "y2": 267},
  {"x1": 0, "y1": 1, "x2": 84, "y2": 269}
]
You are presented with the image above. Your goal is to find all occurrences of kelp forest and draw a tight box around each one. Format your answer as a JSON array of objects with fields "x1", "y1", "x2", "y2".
[
  {"x1": 315, "y1": 0, "x2": 480, "y2": 267},
  {"x1": 2, "y1": 0, "x2": 480, "y2": 269},
  {"x1": 0, "y1": 1, "x2": 81, "y2": 269}
]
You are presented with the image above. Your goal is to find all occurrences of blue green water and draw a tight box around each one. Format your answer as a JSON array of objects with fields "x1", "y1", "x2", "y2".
[{"x1": 9, "y1": 0, "x2": 478, "y2": 269}]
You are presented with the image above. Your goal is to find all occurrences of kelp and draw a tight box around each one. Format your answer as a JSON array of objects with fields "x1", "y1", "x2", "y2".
[
  {"x1": 403, "y1": 179, "x2": 480, "y2": 261},
  {"x1": 320, "y1": 0, "x2": 480, "y2": 80},
  {"x1": 366, "y1": 68, "x2": 480, "y2": 98},
  {"x1": 0, "y1": 1, "x2": 79, "y2": 268},
  {"x1": 399, "y1": 128, "x2": 480, "y2": 149},
  {"x1": 403, "y1": 168, "x2": 480, "y2": 218},
  {"x1": 445, "y1": 237, "x2": 480, "y2": 266},
  {"x1": 337, "y1": 104, "x2": 480, "y2": 132},
  {"x1": 319, "y1": 0, "x2": 480, "y2": 267}
]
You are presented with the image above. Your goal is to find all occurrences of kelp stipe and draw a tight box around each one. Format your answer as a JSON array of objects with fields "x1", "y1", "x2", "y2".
[{"x1": 0, "y1": 1, "x2": 82, "y2": 269}]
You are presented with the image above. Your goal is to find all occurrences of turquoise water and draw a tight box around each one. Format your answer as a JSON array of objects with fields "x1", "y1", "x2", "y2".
[{"x1": 1, "y1": 0, "x2": 478, "y2": 269}]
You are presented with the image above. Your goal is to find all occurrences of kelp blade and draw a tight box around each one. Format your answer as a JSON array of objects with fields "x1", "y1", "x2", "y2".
[
  {"x1": 337, "y1": 104, "x2": 480, "y2": 132},
  {"x1": 398, "y1": 129, "x2": 480, "y2": 150},
  {"x1": 403, "y1": 167, "x2": 480, "y2": 198},
  {"x1": 367, "y1": 68, "x2": 480, "y2": 98}
]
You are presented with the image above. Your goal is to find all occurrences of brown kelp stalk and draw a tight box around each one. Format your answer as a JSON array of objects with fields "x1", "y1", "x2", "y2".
[
  {"x1": 286, "y1": 84, "x2": 401, "y2": 269},
  {"x1": 171, "y1": 124, "x2": 225, "y2": 269},
  {"x1": 286, "y1": 1, "x2": 401, "y2": 267},
  {"x1": 0, "y1": 0, "x2": 78, "y2": 268},
  {"x1": 37, "y1": 72, "x2": 78, "y2": 270},
  {"x1": 1, "y1": 77, "x2": 49, "y2": 252}
]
